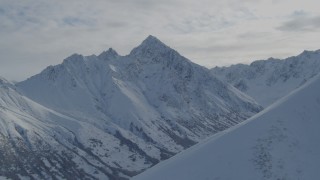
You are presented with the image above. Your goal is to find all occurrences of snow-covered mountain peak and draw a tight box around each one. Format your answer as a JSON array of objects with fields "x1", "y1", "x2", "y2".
[
  {"x1": 129, "y1": 35, "x2": 175, "y2": 59},
  {"x1": 266, "y1": 57, "x2": 279, "y2": 61},
  {"x1": 299, "y1": 49, "x2": 320, "y2": 57},
  {"x1": 143, "y1": 35, "x2": 163, "y2": 45},
  {"x1": 62, "y1": 53, "x2": 84, "y2": 64},
  {"x1": 141, "y1": 35, "x2": 165, "y2": 47},
  {"x1": 98, "y1": 47, "x2": 119, "y2": 60},
  {"x1": 14, "y1": 36, "x2": 262, "y2": 179},
  {"x1": 301, "y1": 49, "x2": 317, "y2": 54}
]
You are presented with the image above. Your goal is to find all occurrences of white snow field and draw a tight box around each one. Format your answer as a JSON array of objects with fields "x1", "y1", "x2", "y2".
[{"x1": 133, "y1": 73, "x2": 320, "y2": 180}]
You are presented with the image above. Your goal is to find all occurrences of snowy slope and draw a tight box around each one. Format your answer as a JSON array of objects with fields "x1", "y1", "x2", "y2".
[
  {"x1": 211, "y1": 50, "x2": 320, "y2": 107},
  {"x1": 12, "y1": 35, "x2": 262, "y2": 179},
  {"x1": 133, "y1": 73, "x2": 320, "y2": 180},
  {"x1": 0, "y1": 77, "x2": 138, "y2": 179}
]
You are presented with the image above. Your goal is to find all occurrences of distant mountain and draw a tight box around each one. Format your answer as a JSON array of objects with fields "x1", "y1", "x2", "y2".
[
  {"x1": 211, "y1": 50, "x2": 320, "y2": 107},
  {"x1": 7, "y1": 35, "x2": 262, "y2": 179},
  {"x1": 133, "y1": 71, "x2": 320, "y2": 180}
]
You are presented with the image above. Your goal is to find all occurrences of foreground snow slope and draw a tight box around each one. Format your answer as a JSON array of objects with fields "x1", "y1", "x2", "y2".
[
  {"x1": 133, "y1": 74, "x2": 320, "y2": 180},
  {"x1": 11, "y1": 36, "x2": 261, "y2": 179},
  {"x1": 212, "y1": 50, "x2": 320, "y2": 107}
]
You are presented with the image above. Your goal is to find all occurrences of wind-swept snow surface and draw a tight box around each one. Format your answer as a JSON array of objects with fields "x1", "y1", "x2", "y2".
[{"x1": 133, "y1": 74, "x2": 320, "y2": 180}]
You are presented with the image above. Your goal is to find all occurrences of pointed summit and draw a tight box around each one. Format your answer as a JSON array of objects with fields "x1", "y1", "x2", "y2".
[
  {"x1": 62, "y1": 53, "x2": 85, "y2": 66},
  {"x1": 98, "y1": 48, "x2": 119, "y2": 60},
  {"x1": 129, "y1": 35, "x2": 173, "y2": 58},
  {"x1": 142, "y1": 35, "x2": 165, "y2": 46}
]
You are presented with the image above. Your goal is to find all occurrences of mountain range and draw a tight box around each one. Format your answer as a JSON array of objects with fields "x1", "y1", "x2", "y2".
[
  {"x1": 0, "y1": 36, "x2": 262, "y2": 179},
  {"x1": 212, "y1": 50, "x2": 320, "y2": 107},
  {"x1": 2, "y1": 35, "x2": 319, "y2": 180}
]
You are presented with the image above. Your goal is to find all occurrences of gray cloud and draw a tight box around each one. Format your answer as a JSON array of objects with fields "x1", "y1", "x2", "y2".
[
  {"x1": 277, "y1": 15, "x2": 320, "y2": 32},
  {"x1": 291, "y1": 10, "x2": 308, "y2": 17},
  {"x1": 61, "y1": 17, "x2": 96, "y2": 27},
  {"x1": 237, "y1": 32, "x2": 272, "y2": 39}
]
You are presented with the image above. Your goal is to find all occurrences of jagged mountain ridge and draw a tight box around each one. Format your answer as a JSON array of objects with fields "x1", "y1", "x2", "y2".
[
  {"x1": 211, "y1": 50, "x2": 320, "y2": 107},
  {"x1": 133, "y1": 66, "x2": 320, "y2": 180},
  {"x1": 2, "y1": 35, "x2": 262, "y2": 179}
]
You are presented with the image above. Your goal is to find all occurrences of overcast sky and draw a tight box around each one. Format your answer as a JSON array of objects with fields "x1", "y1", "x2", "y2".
[{"x1": 1, "y1": 0, "x2": 320, "y2": 81}]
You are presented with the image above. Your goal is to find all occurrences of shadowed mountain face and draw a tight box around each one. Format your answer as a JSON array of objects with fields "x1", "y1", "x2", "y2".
[
  {"x1": 212, "y1": 50, "x2": 320, "y2": 107},
  {"x1": 0, "y1": 36, "x2": 261, "y2": 179}
]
